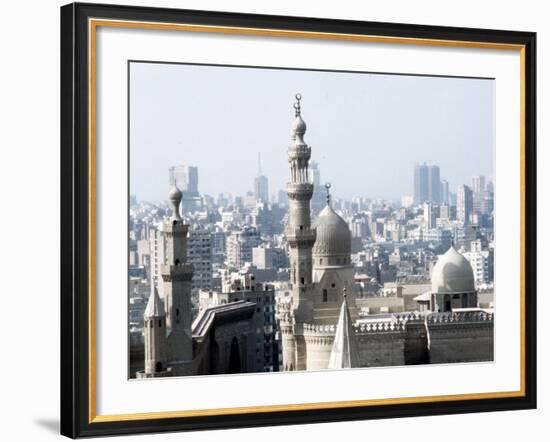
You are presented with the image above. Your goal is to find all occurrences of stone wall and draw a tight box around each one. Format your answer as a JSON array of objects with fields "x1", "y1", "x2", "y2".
[{"x1": 427, "y1": 312, "x2": 494, "y2": 363}]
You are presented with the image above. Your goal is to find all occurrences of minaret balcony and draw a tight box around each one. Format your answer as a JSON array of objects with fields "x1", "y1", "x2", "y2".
[
  {"x1": 159, "y1": 222, "x2": 189, "y2": 235},
  {"x1": 286, "y1": 227, "x2": 316, "y2": 246},
  {"x1": 287, "y1": 145, "x2": 311, "y2": 161},
  {"x1": 286, "y1": 182, "x2": 314, "y2": 200},
  {"x1": 160, "y1": 263, "x2": 194, "y2": 281}
]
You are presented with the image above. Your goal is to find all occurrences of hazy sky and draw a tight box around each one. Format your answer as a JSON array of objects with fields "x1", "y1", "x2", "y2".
[{"x1": 129, "y1": 62, "x2": 494, "y2": 202}]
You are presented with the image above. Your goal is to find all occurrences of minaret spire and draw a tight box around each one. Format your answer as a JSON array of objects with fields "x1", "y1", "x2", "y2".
[
  {"x1": 327, "y1": 288, "x2": 359, "y2": 369},
  {"x1": 294, "y1": 93, "x2": 302, "y2": 117},
  {"x1": 325, "y1": 183, "x2": 332, "y2": 206}
]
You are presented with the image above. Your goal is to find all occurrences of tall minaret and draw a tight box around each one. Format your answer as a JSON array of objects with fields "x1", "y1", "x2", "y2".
[
  {"x1": 286, "y1": 93, "x2": 316, "y2": 321},
  {"x1": 143, "y1": 286, "x2": 168, "y2": 376},
  {"x1": 159, "y1": 185, "x2": 194, "y2": 362}
]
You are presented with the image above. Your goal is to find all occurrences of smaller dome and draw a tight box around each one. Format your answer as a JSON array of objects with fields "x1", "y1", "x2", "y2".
[
  {"x1": 312, "y1": 205, "x2": 351, "y2": 257},
  {"x1": 168, "y1": 184, "x2": 182, "y2": 201},
  {"x1": 431, "y1": 246, "x2": 475, "y2": 294},
  {"x1": 291, "y1": 115, "x2": 306, "y2": 135}
]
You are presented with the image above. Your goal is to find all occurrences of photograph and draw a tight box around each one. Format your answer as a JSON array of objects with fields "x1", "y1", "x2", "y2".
[{"x1": 127, "y1": 62, "x2": 496, "y2": 378}]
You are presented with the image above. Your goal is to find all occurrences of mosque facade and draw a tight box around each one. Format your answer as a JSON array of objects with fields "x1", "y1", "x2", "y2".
[{"x1": 278, "y1": 95, "x2": 494, "y2": 371}]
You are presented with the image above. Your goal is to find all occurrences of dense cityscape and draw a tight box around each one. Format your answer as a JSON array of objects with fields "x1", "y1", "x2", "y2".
[{"x1": 129, "y1": 96, "x2": 494, "y2": 377}]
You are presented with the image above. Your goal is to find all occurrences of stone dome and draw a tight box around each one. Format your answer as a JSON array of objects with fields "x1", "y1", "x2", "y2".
[
  {"x1": 291, "y1": 115, "x2": 307, "y2": 135},
  {"x1": 431, "y1": 246, "x2": 475, "y2": 294},
  {"x1": 168, "y1": 184, "x2": 182, "y2": 201},
  {"x1": 312, "y1": 205, "x2": 351, "y2": 258}
]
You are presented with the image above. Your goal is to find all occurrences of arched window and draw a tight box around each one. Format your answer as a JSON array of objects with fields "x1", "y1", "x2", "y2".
[
  {"x1": 322, "y1": 289, "x2": 328, "y2": 302},
  {"x1": 174, "y1": 258, "x2": 180, "y2": 265},
  {"x1": 150, "y1": 320, "x2": 153, "y2": 328},
  {"x1": 158, "y1": 319, "x2": 162, "y2": 327},
  {"x1": 155, "y1": 362, "x2": 163, "y2": 372}
]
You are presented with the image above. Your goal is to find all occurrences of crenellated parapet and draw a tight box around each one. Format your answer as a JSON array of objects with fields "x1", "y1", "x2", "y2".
[
  {"x1": 303, "y1": 323, "x2": 336, "y2": 346},
  {"x1": 355, "y1": 321, "x2": 406, "y2": 334},
  {"x1": 427, "y1": 311, "x2": 493, "y2": 324},
  {"x1": 393, "y1": 312, "x2": 427, "y2": 323},
  {"x1": 426, "y1": 311, "x2": 494, "y2": 334}
]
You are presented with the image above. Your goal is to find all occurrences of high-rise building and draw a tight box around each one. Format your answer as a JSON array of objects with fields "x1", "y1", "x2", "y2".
[
  {"x1": 413, "y1": 163, "x2": 429, "y2": 204},
  {"x1": 462, "y1": 239, "x2": 492, "y2": 286},
  {"x1": 457, "y1": 184, "x2": 473, "y2": 226},
  {"x1": 309, "y1": 161, "x2": 325, "y2": 215},
  {"x1": 423, "y1": 202, "x2": 438, "y2": 230},
  {"x1": 169, "y1": 165, "x2": 198, "y2": 193},
  {"x1": 226, "y1": 226, "x2": 262, "y2": 268},
  {"x1": 428, "y1": 165, "x2": 441, "y2": 204},
  {"x1": 440, "y1": 179, "x2": 449, "y2": 205},
  {"x1": 254, "y1": 153, "x2": 269, "y2": 203},
  {"x1": 472, "y1": 175, "x2": 486, "y2": 214},
  {"x1": 472, "y1": 175, "x2": 486, "y2": 194},
  {"x1": 187, "y1": 227, "x2": 213, "y2": 294}
]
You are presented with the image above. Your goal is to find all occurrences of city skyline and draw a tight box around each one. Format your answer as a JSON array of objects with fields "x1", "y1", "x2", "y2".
[
  {"x1": 130, "y1": 62, "x2": 494, "y2": 202},
  {"x1": 129, "y1": 92, "x2": 495, "y2": 379}
]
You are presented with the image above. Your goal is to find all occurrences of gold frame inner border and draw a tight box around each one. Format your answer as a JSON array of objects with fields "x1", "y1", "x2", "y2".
[{"x1": 87, "y1": 17, "x2": 527, "y2": 424}]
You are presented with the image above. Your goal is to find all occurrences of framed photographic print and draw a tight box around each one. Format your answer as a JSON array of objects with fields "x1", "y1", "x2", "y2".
[{"x1": 60, "y1": 2, "x2": 537, "y2": 438}]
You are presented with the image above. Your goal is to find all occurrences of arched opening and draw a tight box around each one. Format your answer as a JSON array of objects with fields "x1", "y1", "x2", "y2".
[
  {"x1": 322, "y1": 289, "x2": 328, "y2": 302},
  {"x1": 444, "y1": 294, "x2": 451, "y2": 312},
  {"x1": 155, "y1": 362, "x2": 163, "y2": 373},
  {"x1": 174, "y1": 258, "x2": 180, "y2": 265},
  {"x1": 461, "y1": 293, "x2": 468, "y2": 308},
  {"x1": 228, "y1": 337, "x2": 241, "y2": 374}
]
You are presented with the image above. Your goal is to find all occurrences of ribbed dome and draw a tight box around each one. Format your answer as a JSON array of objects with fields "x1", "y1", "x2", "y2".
[
  {"x1": 431, "y1": 246, "x2": 475, "y2": 294},
  {"x1": 312, "y1": 205, "x2": 351, "y2": 257}
]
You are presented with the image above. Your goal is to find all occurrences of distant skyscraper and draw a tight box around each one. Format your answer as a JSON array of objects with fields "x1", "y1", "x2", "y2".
[
  {"x1": 169, "y1": 165, "x2": 198, "y2": 193},
  {"x1": 413, "y1": 163, "x2": 429, "y2": 204},
  {"x1": 457, "y1": 184, "x2": 473, "y2": 226},
  {"x1": 254, "y1": 153, "x2": 269, "y2": 203},
  {"x1": 423, "y1": 202, "x2": 437, "y2": 230},
  {"x1": 440, "y1": 179, "x2": 449, "y2": 205},
  {"x1": 428, "y1": 165, "x2": 441, "y2": 204},
  {"x1": 472, "y1": 175, "x2": 486, "y2": 194},
  {"x1": 309, "y1": 161, "x2": 325, "y2": 215},
  {"x1": 472, "y1": 175, "x2": 486, "y2": 214}
]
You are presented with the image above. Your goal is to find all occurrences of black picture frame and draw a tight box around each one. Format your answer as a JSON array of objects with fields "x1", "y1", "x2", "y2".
[{"x1": 60, "y1": 2, "x2": 537, "y2": 438}]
